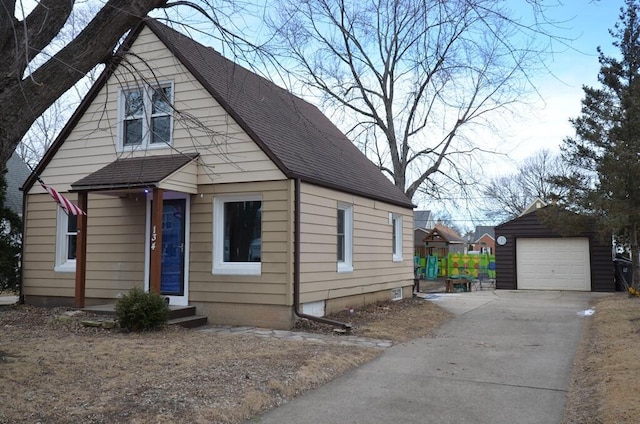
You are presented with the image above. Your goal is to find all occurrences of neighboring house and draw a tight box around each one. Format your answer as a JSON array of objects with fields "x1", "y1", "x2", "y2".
[
  {"x1": 5, "y1": 152, "x2": 31, "y2": 217},
  {"x1": 20, "y1": 19, "x2": 415, "y2": 329},
  {"x1": 495, "y1": 202, "x2": 613, "y2": 292},
  {"x1": 417, "y1": 223, "x2": 465, "y2": 257},
  {"x1": 414, "y1": 210, "x2": 434, "y2": 230},
  {"x1": 519, "y1": 197, "x2": 546, "y2": 217},
  {"x1": 471, "y1": 225, "x2": 495, "y2": 254}
]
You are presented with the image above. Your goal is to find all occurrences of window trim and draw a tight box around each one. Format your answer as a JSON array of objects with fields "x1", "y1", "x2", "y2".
[
  {"x1": 392, "y1": 213, "x2": 403, "y2": 262},
  {"x1": 54, "y1": 206, "x2": 76, "y2": 273},
  {"x1": 212, "y1": 193, "x2": 262, "y2": 276},
  {"x1": 117, "y1": 81, "x2": 174, "y2": 151},
  {"x1": 337, "y1": 203, "x2": 353, "y2": 273}
]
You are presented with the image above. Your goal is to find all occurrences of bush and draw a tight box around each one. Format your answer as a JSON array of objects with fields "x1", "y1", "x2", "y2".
[{"x1": 115, "y1": 287, "x2": 168, "y2": 331}]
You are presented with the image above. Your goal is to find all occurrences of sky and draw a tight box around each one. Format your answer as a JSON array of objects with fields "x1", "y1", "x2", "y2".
[
  {"x1": 497, "y1": 1, "x2": 622, "y2": 168},
  {"x1": 14, "y1": 0, "x2": 628, "y2": 230},
  {"x1": 421, "y1": 0, "x2": 625, "y2": 229}
]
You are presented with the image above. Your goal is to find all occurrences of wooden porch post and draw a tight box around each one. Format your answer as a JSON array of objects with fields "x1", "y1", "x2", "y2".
[
  {"x1": 149, "y1": 187, "x2": 163, "y2": 294},
  {"x1": 74, "y1": 191, "x2": 88, "y2": 308}
]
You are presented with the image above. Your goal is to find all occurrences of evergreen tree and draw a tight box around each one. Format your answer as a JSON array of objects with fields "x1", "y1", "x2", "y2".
[
  {"x1": 0, "y1": 171, "x2": 21, "y2": 293},
  {"x1": 556, "y1": 0, "x2": 640, "y2": 289}
]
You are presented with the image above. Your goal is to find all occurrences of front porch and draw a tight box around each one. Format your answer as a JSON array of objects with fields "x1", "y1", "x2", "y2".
[{"x1": 82, "y1": 303, "x2": 208, "y2": 328}]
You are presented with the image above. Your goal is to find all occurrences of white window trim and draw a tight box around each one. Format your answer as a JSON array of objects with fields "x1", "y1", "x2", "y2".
[
  {"x1": 212, "y1": 193, "x2": 262, "y2": 276},
  {"x1": 117, "y1": 81, "x2": 174, "y2": 152},
  {"x1": 337, "y1": 203, "x2": 353, "y2": 273},
  {"x1": 392, "y1": 213, "x2": 403, "y2": 262},
  {"x1": 54, "y1": 206, "x2": 76, "y2": 273}
]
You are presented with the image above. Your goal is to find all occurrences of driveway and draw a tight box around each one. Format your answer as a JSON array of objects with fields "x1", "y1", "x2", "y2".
[{"x1": 251, "y1": 290, "x2": 608, "y2": 424}]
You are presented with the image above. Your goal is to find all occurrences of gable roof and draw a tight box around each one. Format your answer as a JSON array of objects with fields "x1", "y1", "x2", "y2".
[
  {"x1": 72, "y1": 154, "x2": 199, "y2": 192},
  {"x1": 25, "y1": 19, "x2": 413, "y2": 209},
  {"x1": 414, "y1": 210, "x2": 433, "y2": 229},
  {"x1": 422, "y1": 224, "x2": 465, "y2": 244},
  {"x1": 473, "y1": 225, "x2": 495, "y2": 242},
  {"x1": 519, "y1": 197, "x2": 547, "y2": 217}
]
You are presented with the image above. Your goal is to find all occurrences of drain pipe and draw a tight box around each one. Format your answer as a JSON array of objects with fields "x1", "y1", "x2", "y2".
[{"x1": 293, "y1": 178, "x2": 351, "y2": 331}]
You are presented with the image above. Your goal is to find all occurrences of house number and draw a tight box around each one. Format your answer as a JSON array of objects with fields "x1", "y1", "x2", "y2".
[{"x1": 151, "y1": 225, "x2": 157, "y2": 251}]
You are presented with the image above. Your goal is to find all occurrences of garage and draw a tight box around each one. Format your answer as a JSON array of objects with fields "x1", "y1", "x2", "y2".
[
  {"x1": 494, "y1": 204, "x2": 614, "y2": 292},
  {"x1": 516, "y1": 238, "x2": 591, "y2": 291}
]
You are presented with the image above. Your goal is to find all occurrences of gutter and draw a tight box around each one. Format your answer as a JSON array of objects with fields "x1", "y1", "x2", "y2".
[{"x1": 293, "y1": 178, "x2": 351, "y2": 331}]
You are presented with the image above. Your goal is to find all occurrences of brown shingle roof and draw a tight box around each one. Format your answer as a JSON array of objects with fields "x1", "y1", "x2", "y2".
[
  {"x1": 72, "y1": 153, "x2": 198, "y2": 191},
  {"x1": 145, "y1": 20, "x2": 413, "y2": 209}
]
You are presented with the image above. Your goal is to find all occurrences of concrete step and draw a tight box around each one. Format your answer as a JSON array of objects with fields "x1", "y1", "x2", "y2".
[
  {"x1": 82, "y1": 303, "x2": 208, "y2": 329},
  {"x1": 167, "y1": 314, "x2": 208, "y2": 329}
]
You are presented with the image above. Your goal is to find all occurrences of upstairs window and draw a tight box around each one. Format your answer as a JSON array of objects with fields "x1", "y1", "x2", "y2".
[{"x1": 120, "y1": 83, "x2": 173, "y2": 150}]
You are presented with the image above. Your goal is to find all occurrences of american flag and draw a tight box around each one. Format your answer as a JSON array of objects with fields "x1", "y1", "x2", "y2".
[{"x1": 40, "y1": 182, "x2": 86, "y2": 216}]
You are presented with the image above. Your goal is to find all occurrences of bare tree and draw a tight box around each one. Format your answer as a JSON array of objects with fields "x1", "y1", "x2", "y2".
[
  {"x1": 482, "y1": 149, "x2": 571, "y2": 222},
  {"x1": 266, "y1": 0, "x2": 574, "y2": 200},
  {"x1": 0, "y1": 0, "x2": 257, "y2": 172}
]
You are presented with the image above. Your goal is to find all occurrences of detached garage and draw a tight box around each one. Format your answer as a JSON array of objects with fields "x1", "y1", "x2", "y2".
[{"x1": 495, "y1": 207, "x2": 614, "y2": 292}]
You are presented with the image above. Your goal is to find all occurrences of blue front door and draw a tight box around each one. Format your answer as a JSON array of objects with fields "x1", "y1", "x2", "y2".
[{"x1": 160, "y1": 199, "x2": 185, "y2": 295}]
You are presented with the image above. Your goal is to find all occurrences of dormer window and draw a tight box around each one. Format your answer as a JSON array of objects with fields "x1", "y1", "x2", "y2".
[{"x1": 119, "y1": 83, "x2": 173, "y2": 150}]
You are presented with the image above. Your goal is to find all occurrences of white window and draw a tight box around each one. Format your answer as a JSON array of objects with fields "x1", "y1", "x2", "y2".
[
  {"x1": 119, "y1": 82, "x2": 173, "y2": 150},
  {"x1": 213, "y1": 194, "x2": 262, "y2": 275},
  {"x1": 55, "y1": 207, "x2": 77, "y2": 272},
  {"x1": 392, "y1": 214, "x2": 403, "y2": 262},
  {"x1": 337, "y1": 203, "x2": 353, "y2": 272}
]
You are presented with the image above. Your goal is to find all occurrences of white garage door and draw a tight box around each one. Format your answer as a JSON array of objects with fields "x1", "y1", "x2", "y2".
[{"x1": 516, "y1": 238, "x2": 591, "y2": 291}]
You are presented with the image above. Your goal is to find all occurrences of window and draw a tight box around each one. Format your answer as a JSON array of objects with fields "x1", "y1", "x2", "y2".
[
  {"x1": 120, "y1": 83, "x2": 173, "y2": 150},
  {"x1": 337, "y1": 203, "x2": 353, "y2": 272},
  {"x1": 213, "y1": 194, "x2": 262, "y2": 275},
  {"x1": 392, "y1": 214, "x2": 403, "y2": 262},
  {"x1": 55, "y1": 207, "x2": 77, "y2": 272}
]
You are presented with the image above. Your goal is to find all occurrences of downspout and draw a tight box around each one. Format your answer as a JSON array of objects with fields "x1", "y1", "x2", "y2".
[{"x1": 293, "y1": 178, "x2": 351, "y2": 331}]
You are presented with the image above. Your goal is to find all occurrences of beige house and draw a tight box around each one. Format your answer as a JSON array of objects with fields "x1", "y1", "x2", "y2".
[{"x1": 21, "y1": 19, "x2": 415, "y2": 329}]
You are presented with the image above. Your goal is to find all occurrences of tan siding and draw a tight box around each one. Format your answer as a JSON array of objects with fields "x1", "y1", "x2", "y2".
[
  {"x1": 27, "y1": 26, "x2": 285, "y2": 194},
  {"x1": 298, "y1": 182, "x2": 414, "y2": 303},
  {"x1": 159, "y1": 161, "x2": 198, "y2": 194},
  {"x1": 188, "y1": 180, "x2": 293, "y2": 306},
  {"x1": 22, "y1": 193, "x2": 147, "y2": 300}
]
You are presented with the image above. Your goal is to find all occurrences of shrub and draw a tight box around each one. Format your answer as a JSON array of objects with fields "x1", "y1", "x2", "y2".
[{"x1": 115, "y1": 287, "x2": 168, "y2": 331}]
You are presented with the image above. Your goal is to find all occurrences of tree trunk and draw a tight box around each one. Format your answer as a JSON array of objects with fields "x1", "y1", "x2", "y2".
[
  {"x1": 631, "y1": 221, "x2": 640, "y2": 291},
  {"x1": 0, "y1": 0, "x2": 168, "y2": 168}
]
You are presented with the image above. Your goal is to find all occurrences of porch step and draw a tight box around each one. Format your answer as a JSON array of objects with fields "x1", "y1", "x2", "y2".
[
  {"x1": 81, "y1": 304, "x2": 208, "y2": 329},
  {"x1": 168, "y1": 314, "x2": 208, "y2": 329}
]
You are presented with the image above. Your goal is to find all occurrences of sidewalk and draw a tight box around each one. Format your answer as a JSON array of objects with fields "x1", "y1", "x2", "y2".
[{"x1": 0, "y1": 295, "x2": 18, "y2": 305}]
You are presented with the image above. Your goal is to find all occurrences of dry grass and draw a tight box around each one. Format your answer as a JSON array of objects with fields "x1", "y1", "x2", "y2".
[
  {"x1": 3, "y1": 292, "x2": 636, "y2": 423},
  {"x1": 0, "y1": 297, "x2": 451, "y2": 424},
  {"x1": 563, "y1": 293, "x2": 640, "y2": 424}
]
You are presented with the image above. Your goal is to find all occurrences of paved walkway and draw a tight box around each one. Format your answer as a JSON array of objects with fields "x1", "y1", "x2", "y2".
[
  {"x1": 198, "y1": 325, "x2": 394, "y2": 349},
  {"x1": 251, "y1": 290, "x2": 609, "y2": 424},
  {"x1": 0, "y1": 295, "x2": 18, "y2": 305}
]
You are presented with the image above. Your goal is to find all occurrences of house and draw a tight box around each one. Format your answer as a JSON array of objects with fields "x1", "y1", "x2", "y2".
[
  {"x1": 418, "y1": 223, "x2": 465, "y2": 257},
  {"x1": 20, "y1": 19, "x2": 415, "y2": 329},
  {"x1": 470, "y1": 225, "x2": 495, "y2": 254},
  {"x1": 494, "y1": 203, "x2": 614, "y2": 292},
  {"x1": 5, "y1": 152, "x2": 31, "y2": 217},
  {"x1": 414, "y1": 210, "x2": 435, "y2": 229}
]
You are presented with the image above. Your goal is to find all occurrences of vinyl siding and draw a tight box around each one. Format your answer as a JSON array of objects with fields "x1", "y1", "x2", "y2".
[
  {"x1": 494, "y1": 210, "x2": 614, "y2": 292},
  {"x1": 188, "y1": 180, "x2": 293, "y2": 305},
  {"x1": 298, "y1": 183, "x2": 414, "y2": 303},
  {"x1": 22, "y1": 193, "x2": 147, "y2": 299},
  {"x1": 27, "y1": 26, "x2": 285, "y2": 196}
]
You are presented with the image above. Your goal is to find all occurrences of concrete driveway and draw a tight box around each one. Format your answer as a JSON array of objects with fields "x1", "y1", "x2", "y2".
[{"x1": 251, "y1": 290, "x2": 609, "y2": 424}]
